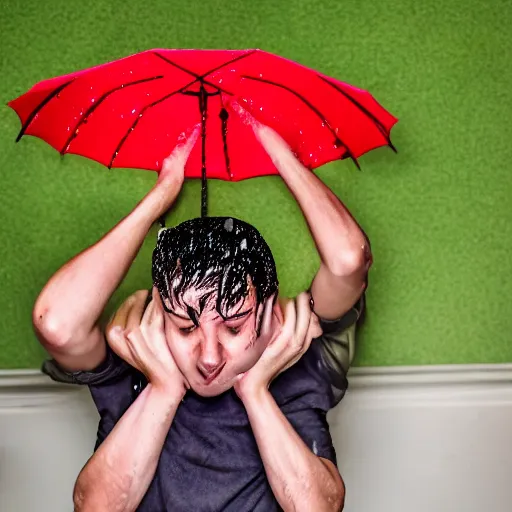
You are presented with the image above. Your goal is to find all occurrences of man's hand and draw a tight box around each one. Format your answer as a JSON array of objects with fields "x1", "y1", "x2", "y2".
[
  {"x1": 106, "y1": 287, "x2": 189, "y2": 398},
  {"x1": 230, "y1": 100, "x2": 296, "y2": 168},
  {"x1": 234, "y1": 293, "x2": 322, "y2": 400},
  {"x1": 151, "y1": 124, "x2": 200, "y2": 219}
]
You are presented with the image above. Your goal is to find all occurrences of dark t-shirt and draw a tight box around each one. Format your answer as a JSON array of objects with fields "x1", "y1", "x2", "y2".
[{"x1": 43, "y1": 295, "x2": 364, "y2": 512}]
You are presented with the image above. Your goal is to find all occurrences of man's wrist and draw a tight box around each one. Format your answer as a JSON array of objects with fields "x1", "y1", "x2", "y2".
[
  {"x1": 238, "y1": 382, "x2": 271, "y2": 409},
  {"x1": 150, "y1": 381, "x2": 186, "y2": 406},
  {"x1": 143, "y1": 185, "x2": 180, "y2": 222}
]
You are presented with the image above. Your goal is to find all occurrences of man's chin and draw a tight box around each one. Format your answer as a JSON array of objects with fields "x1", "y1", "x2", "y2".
[{"x1": 190, "y1": 380, "x2": 234, "y2": 398}]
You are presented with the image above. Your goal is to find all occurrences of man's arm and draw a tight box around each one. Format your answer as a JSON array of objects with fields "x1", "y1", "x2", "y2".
[
  {"x1": 242, "y1": 389, "x2": 344, "y2": 512},
  {"x1": 235, "y1": 295, "x2": 345, "y2": 511},
  {"x1": 235, "y1": 105, "x2": 371, "y2": 320},
  {"x1": 75, "y1": 287, "x2": 188, "y2": 511},
  {"x1": 33, "y1": 129, "x2": 198, "y2": 371},
  {"x1": 74, "y1": 383, "x2": 182, "y2": 512}
]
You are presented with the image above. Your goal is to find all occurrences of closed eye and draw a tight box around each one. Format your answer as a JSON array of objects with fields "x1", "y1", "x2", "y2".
[
  {"x1": 228, "y1": 326, "x2": 241, "y2": 335},
  {"x1": 179, "y1": 326, "x2": 196, "y2": 334}
]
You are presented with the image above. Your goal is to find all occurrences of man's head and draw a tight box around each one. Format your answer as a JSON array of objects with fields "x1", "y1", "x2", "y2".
[{"x1": 152, "y1": 217, "x2": 280, "y2": 397}]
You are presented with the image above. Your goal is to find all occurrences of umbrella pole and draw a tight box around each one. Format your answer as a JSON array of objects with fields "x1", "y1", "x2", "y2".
[{"x1": 200, "y1": 85, "x2": 208, "y2": 218}]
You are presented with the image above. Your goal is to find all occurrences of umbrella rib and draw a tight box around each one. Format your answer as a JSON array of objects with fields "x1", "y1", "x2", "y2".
[
  {"x1": 152, "y1": 52, "x2": 202, "y2": 79},
  {"x1": 318, "y1": 75, "x2": 397, "y2": 152},
  {"x1": 15, "y1": 79, "x2": 75, "y2": 142},
  {"x1": 199, "y1": 49, "x2": 258, "y2": 76},
  {"x1": 108, "y1": 79, "x2": 199, "y2": 168},
  {"x1": 152, "y1": 50, "x2": 256, "y2": 95},
  {"x1": 61, "y1": 75, "x2": 165, "y2": 154},
  {"x1": 241, "y1": 75, "x2": 360, "y2": 168}
]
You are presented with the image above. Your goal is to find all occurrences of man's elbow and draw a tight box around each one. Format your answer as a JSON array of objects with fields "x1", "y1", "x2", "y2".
[
  {"x1": 328, "y1": 239, "x2": 372, "y2": 278},
  {"x1": 333, "y1": 477, "x2": 346, "y2": 511},
  {"x1": 32, "y1": 298, "x2": 74, "y2": 349},
  {"x1": 322, "y1": 474, "x2": 345, "y2": 512},
  {"x1": 73, "y1": 479, "x2": 91, "y2": 512},
  {"x1": 316, "y1": 461, "x2": 346, "y2": 512},
  {"x1": 73, "y1": 473, "x2": 108, "y2": 512}
]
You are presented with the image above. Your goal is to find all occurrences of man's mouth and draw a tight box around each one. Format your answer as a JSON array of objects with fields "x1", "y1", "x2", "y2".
[{"x1": 200, "y1": 363, "x2": 226, "y2": 385}]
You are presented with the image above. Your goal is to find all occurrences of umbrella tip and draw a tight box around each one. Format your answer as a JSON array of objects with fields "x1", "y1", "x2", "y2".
[
  {"x1": 388, "y1": 140, "x2": 398, "y2": 153},
  {"x1": 15, "y1": 131, "x2": 23, "y2": 143}
]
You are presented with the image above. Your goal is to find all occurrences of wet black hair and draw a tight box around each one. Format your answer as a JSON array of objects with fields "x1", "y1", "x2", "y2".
[{"x1": 152, "y1": 217, "x2": 278, "y2": 329}]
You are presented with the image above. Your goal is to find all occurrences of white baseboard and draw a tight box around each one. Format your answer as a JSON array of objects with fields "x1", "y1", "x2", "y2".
[{"x1": 1, "y1": 364, "x2": 511, "y2": 512}]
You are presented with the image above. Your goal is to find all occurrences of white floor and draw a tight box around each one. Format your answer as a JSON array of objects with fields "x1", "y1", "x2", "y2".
[{"x1": 1, "y1": 365, "x2": 511, "y2": 512}]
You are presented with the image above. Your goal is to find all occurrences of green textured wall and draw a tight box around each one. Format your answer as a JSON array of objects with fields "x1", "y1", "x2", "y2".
[{"x1": 1, "y1": 0, "x2": 511, "y2": 369}]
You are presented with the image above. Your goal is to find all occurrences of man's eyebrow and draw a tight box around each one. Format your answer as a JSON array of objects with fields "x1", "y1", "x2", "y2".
[
  {"x1": 167, "y1": 307, "x2": 253, "y2": 322},
  {"x1": 167, "y1": 309, "x2": 192, "y2": 321},
  {"x1": 225, "y1": 308, "x2": 253, "y2": 321}
]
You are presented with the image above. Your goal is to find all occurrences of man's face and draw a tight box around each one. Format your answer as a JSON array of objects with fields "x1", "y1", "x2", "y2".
[{"x1": 161, "y1": 284, "x2": 281, "y2": 397}]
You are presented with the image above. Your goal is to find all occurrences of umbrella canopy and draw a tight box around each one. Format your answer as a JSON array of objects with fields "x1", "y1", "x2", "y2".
[{"x1": 8, "y1": 49, "x2": 398, "y2": 216}]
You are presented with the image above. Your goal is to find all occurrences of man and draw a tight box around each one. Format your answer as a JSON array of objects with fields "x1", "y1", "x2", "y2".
[{"x1": 34, "y1": 108, "x2": 371, "y2": 511}]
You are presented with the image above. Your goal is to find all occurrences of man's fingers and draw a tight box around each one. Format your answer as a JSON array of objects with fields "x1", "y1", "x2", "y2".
[
  {"x1": 126, "y1": 290, "x2": 151, "y2": 331},
  {"x1": 309, "y1": 313, "x2": 323, "y2": 340},
  {"x1": 294, "y1": 292, "x2": 312, "y2": 347},
  {"x1": 276, "y1": 299, "x2": 296, "y2": 346},
  {"x1": 106, "y1": 326, "x2": 130, "y2": 361},
  {"x1": 260, "y1": 294, "x2": 276, "y2": 338},
  {"x1": 146, "y1": 287, "x2": 165, "y2": 327},
  {"x1": 167, "y1": 124, "x2": 200, "y2": 163},
  {"x1": 107, "y1": 290, "x2": 147, "y2": 332},
  {"x1": 229, "y1": 100, "x2": 260, "y2": 128}
]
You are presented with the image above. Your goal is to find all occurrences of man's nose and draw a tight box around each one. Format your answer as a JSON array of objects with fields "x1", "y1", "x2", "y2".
[{"x1": 198, "y1": 335, "x2": 223, "y2": 376}]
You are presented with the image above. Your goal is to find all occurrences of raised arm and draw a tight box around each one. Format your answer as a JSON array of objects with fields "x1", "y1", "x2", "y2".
[
  {"x1": 233, "y1": 103, "x2": 371, "y2": 320},
  {"x1": 33, "y1": 128, "x2": 199, "y2": 371}
]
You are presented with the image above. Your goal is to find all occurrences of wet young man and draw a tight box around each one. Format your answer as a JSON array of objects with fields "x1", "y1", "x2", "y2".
[{"x1": 34, "y1": 110, "x2": 371, "y2": 512}]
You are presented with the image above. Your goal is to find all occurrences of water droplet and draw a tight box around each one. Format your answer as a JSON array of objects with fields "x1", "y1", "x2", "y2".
[
  {"x1": 91, "y1": 98, "x2": 95, "y2": 103},
  {"x1": 240, "y1": 239, "x2": 247, "y2": 250},
  {"x1": 259, "y1": 73, "x2": 263, "y2": 78},
  {"x1": 299, "y1": 130, "x2": 303, "y2": 135},
  {"x1": 224, "y1": 218, "x2": 234, "y2": 232},
  {"x1": 131, "y1": 109, "x2": 136, "y2": 114},
  {"x1": 259, "y1": 107, "x2": 263, "y2": 111}
]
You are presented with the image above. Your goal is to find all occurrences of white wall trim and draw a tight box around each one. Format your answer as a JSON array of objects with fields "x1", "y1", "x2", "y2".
[{"x1": 1, "y1": 363, "x2": 511, "y2": 391}]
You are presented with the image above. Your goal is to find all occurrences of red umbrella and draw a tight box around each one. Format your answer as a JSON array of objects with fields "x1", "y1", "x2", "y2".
[{"x1": 8, "y1": 49, "x2": 398, "y2": 217}]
